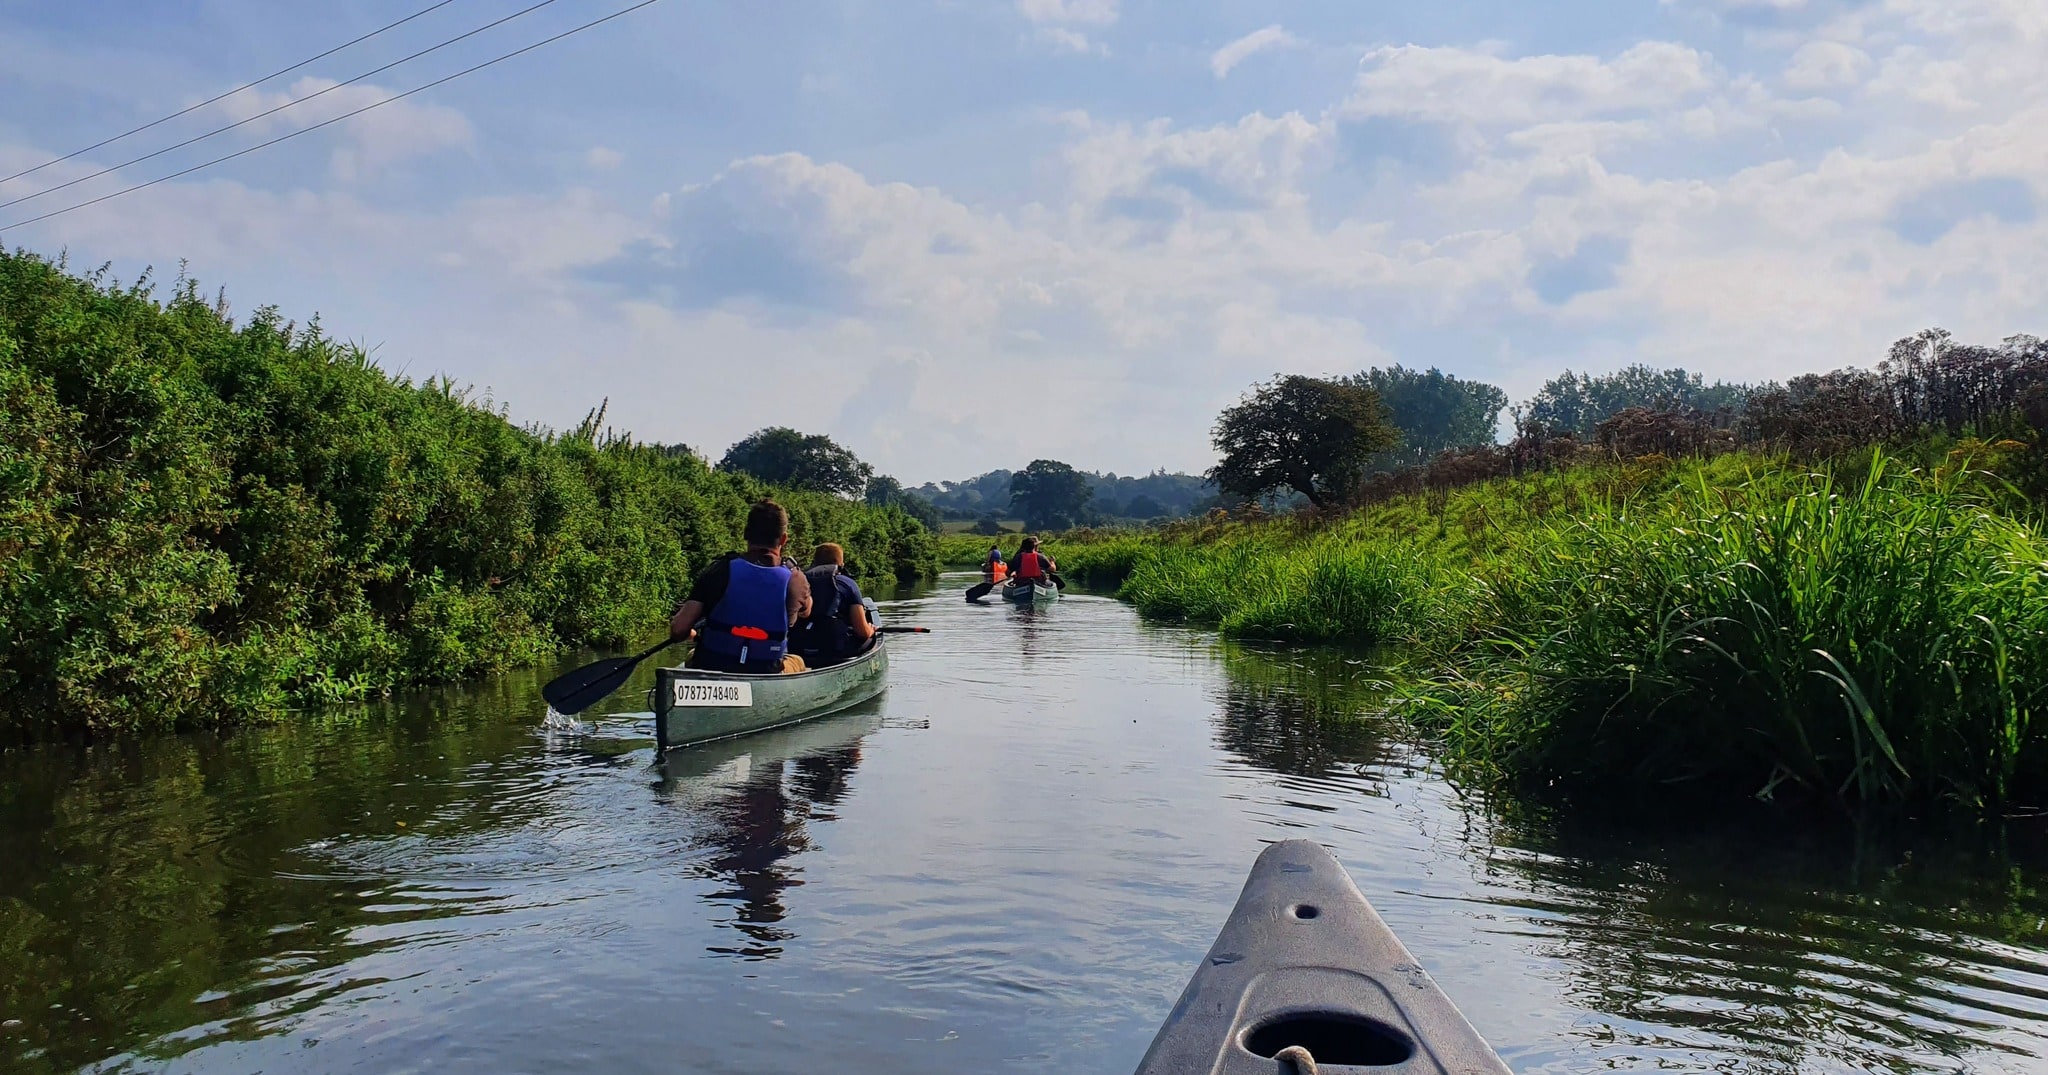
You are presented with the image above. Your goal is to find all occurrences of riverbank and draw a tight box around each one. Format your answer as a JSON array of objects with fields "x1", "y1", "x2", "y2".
[
  {"x1": 1057, "y1": 445, "x2": 2048, "y2": 814},
  {"x1": 0, "y1": 250, "x2": 936, "y2": 741}
]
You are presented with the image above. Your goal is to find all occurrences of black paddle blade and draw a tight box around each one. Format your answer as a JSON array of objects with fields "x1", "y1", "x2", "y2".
[
  {"x1": 541, "y1": 656, "x2": 640, "y2": 715},
  {"x1": 965, "y1": 581, "x2": 994, "y2": 602}
]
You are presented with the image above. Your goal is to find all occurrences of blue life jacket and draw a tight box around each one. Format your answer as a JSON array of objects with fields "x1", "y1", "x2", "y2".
[
  {"x1": 698, "y1": 557, "x2": 792, "y2": 667},
  {"x1": 796, "y1": 566, "x2": 858, "y2": 665}
]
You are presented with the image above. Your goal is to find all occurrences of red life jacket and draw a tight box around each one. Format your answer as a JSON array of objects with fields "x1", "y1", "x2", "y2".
[{"x1": 1016, "y1": 551, "x2": 1047, "y2": 580}]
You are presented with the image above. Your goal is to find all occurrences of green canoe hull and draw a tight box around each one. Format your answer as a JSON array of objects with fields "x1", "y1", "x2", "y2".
[
  {"x1": 1001, "y1": 580, "x2": 1058, "y2": 602},
  {"x1": 652, "y1": 640, "x2": 888, "y2": 750}
]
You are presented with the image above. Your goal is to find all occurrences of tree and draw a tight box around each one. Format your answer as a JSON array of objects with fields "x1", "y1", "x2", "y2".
[
  {"x1": 972, "y1": 517, "x2": 1005, "y2": 536},
  {"x1": 1208, "y1": 375, "x2": 1397, "y2": 510},
  {"x1": 1009, "y1": 459, "x2": 1094, "y2": 531},
  {"x1": 1123, "y1": 493, "x2": 1169, "y2": 519},
  {"x1": 1523, "y1": 367, "x2": 1751, "y2": 437},
  {"x1": 718, "y1": 427, "x2": 873, "y2": 497},
  {"x1": 1344, "y1": 365, "x2": 1508, "y2": 470},
  {"x1": 863, "y1": 474, "x2": 941, "y2": 530}
]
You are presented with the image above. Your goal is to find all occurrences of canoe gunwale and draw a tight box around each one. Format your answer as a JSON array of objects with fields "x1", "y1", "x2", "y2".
[{"x1": 653, "y1": 638, "x2": 888, "y2": 751}]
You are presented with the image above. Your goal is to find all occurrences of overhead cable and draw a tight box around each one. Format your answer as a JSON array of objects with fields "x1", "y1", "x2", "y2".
[
  {"x1": 2, "y1": 0, "x2": 464, "y2": 184},
  {"x1": 0, "y1": 0, "x2": 568, "y2": 212},
  {"x1": 1, "y1": 0, "x2": 666, "y2": 232}
]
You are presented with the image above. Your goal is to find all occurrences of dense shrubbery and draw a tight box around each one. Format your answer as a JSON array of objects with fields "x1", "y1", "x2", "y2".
[
  {"x1": 1409, "y1": 454, "x2": 2048, "y2": 812},
  {"x1": 0, "y1": 250, "x2": 934, "y2": 740}
]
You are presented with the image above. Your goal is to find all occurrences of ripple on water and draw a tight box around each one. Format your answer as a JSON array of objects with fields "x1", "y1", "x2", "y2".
[{"x1": 12, "y1": 579, "x2": 2048, "y2": 1074}]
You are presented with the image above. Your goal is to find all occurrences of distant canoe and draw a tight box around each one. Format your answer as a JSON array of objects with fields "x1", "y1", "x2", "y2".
[
  {"x1": 652, "y1": 640, "x2": 887, "y2": 750},
  {"x1": 1002, "y1": 579, "x2": 1058, "y2": 603},
  {"x1": 1133, "y1": 839, "x2": 1509, "y2": 1074}
]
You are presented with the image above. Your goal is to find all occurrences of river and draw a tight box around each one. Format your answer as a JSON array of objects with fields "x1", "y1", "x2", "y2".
[{"x1": 5, "y1": 575, "x2": 2048, "y2": 1073}]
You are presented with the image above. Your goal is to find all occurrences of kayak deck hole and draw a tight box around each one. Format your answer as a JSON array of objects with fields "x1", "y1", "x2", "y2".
[
  {"x1": 1242, "y1": 1013, "x2": 1413, "y2": 1068},
  {"x1": 1291, "y1": 903, "x2": 1320, "y2": 919}
]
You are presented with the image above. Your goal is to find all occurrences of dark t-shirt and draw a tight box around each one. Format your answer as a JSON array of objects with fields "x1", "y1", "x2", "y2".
[{"x1": 685, "y1": 550, "x2": 811, "y2": 626}]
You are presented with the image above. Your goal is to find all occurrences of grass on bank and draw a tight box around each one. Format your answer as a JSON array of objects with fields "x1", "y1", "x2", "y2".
[{"x1": 1054, "y1": 447, "x2": 2048, "y2": 814}]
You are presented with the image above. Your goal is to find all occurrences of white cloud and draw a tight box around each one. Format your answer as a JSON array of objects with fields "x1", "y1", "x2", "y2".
[
  {"x1": 214, "y1": 76, "x2": 472, "y2": 180},
  {"x1": 1344, "y1": 42, "x2": 1717, "y2": 127},
  {"x1": 1211, "y1": 25, "x2": 1301, "y2": 78},
  {"x1": 1782, "y1": 40, "x2": 1871, "y2": 89},
  {"x1": 10, "y1": 0, "x2": 2048, "y2": 480},
  {"x1": 585, "y1": 146, "x2": 625, "y2": 170},
  {"x1": 1015, "y1": 0, "x2": 1118, "y2": 26},
  {"x1": 1036, "y1": 26, "x2": 1106, "y2": 55}
]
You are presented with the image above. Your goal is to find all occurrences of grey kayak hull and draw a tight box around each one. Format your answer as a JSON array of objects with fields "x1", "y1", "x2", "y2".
[
  {"x1": 652, "y1": 640, "x2": 887, "y2": 750},
  {"x1": 1134, "y1": 839, "x2": 1509, "y2": 1075},
  {"x1": 1002, "y1": 580, "x2": 1058, "y2": 602}
]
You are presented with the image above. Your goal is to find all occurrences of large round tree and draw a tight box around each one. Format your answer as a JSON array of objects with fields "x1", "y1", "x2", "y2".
[
  {"x1": 1008, "y1": 459, "x2": 1094, "y2": 531},
  {"x1": 718, "y1": 427, "x2": 874, "y2": 497},
  {"x1": 1208, "y1": 375, "x2": 1396, "y2": 509}
]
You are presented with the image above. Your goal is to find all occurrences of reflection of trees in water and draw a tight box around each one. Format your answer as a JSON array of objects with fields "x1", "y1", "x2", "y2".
[
  {"x1": 1211, "y1": 641, "x2": 1397, "y2": 779},
  {"x1": 0, "y1": 673, "x2": 568, "y2": 1075},
  {"x1": 684, "y1": 743, "x2": 866, "y2": 959},
  {"x1": 1484, "y1": 811, "x2": 2048, "y2": 1074}
]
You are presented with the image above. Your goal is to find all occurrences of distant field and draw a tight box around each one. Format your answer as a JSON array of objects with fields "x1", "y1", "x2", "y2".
[{"x1": 939, "y1": 519, "x2": 1024, "y2": 534}]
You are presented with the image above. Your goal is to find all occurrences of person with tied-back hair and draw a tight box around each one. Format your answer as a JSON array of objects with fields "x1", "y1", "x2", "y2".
[
  {"x1": 669, "y1": 499, "x2": 812, "y2": 674},
  {"x1": 791, "y1": 542, "x2": 876, "y2": 669},
  {"x1": 1006, "y1": 535, "x2": 1055, "y2": 588}
]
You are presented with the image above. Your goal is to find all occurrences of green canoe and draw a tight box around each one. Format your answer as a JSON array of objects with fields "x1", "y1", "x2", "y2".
[
  {"x1": 652, "y1": 639, "x2": 888, "y2": 750},
  {"x1": 1001, "y1": 579, "x2": 1058, "y2": 602}
]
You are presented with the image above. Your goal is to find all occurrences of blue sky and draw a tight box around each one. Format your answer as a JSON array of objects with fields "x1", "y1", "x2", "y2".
[{"x1": 3, "y1": 0, "x2": 2044, "y2": 481}]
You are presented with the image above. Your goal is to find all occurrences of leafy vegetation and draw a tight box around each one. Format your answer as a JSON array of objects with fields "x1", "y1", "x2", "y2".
[
  {"x1": 861, "y1": 474, "x2": 942, "y2": 530},
  {"x1": 1007, "y1": 458, "x2": 1094, "y2": 531},
  {"x1": 914, "y1": 467, "x2": 1215, "y2": 523},
  {"x1": 1345, "y1": 364, "x2": 1509, "y2": 471},
  {"x1": 0, "y1": 249, "x2": 934, "y2": 741},
  {"x1": 1523, "y1": 364, "x2": 1755, "y2": 436},
  {"x1": 718, "y1": 426, "x2": 874, "y2": 496},
  {"x1": 1210, "y1": 374, "x2": 1398, "y2": 509}
]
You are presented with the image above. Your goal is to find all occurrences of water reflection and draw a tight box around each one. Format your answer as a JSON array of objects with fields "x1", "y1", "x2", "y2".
[
  {"x1": 1210, "y1": 641, "x2": 1395, "y2": 780},
  {"x1": 654, "y1": 714, "x2": 881, "y2": 960},
  {"x1": 0, "y1": 668, "x2": 561, "y2": 1074},
  {"x1": 8, "y1": 580, "x2": 2048, "y2": 1074},
  {"x1": 1473, "y1": 801, "x2": 2048, "y2": 1073}
]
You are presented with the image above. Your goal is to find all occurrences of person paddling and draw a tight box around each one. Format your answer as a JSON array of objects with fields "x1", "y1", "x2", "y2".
[
  {"x1": 792, "y1": 543, "x2": 876, "y2": 669},
  {"x1": 1008, "y1": 535, "x2": 1055, "y2": 589},
  {"x1": 669, "y1": 499, "x2": 812, "y2": 674},
  {"x1": 985, "y1": 542, "x2": 1008, "y2": 584}
]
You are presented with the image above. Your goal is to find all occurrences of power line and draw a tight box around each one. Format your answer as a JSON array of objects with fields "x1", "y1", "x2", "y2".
[
  {"x1": 2, "y1": 0, "x2": 464, "y2": 185},
  {"x1": 1, "y1": 0, "x2": 666, "y2": 233},
  {"x1": 0, "y1": 0, "x2": 567, "y2": 213}
]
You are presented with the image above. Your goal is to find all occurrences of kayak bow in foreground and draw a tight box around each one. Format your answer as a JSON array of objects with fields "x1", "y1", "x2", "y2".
[{"x1": 1134, "y1": 839, "x2": 1509, "y2": 1074}]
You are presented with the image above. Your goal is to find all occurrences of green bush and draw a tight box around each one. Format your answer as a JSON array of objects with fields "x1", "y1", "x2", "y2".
[
  {"x1": 0, "y1": 249, "x2": 933, "y2": 740},
  {"x1": 1409, "y1": 456, "x2": 2048, "y2": 811}
]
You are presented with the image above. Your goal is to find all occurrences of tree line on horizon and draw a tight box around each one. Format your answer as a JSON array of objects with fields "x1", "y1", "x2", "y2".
[
  {"x1": 1205, "y1": 330, "x2": 2048, "y2": 512},
  {"x1": 645, "y1": 330, "x2": 2048, "y2": 535},
  {"x1": 716, "y1": 362, "x2": 1734, "y2": 530}
]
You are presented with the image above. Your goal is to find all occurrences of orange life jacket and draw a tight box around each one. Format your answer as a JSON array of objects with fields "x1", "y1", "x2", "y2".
[{"x1": 1016, "y1": 551, "x2": 1047, "y2": 580}]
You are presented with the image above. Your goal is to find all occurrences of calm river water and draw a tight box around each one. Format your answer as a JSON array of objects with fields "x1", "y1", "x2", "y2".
[{"x1": 7, "y1": 576, "x2": 2048, "y2": 1073}]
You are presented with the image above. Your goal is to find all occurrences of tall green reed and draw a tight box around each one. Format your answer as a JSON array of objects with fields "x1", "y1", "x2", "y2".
[{"x1": 1413, "y1": 454, "x2": 2048, "y2": 811}]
